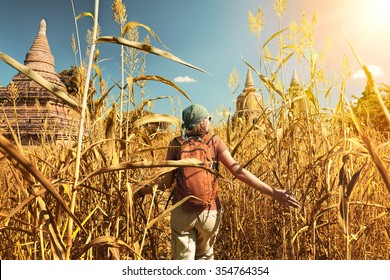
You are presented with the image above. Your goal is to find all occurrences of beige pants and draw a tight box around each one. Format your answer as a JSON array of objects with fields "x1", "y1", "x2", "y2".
[{"x1": 170, "y1": 207, "x2": 222, "y2": 260}]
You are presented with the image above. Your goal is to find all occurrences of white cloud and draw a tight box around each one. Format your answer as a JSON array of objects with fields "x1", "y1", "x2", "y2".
[
  {"x1": 174, "y1": 75, "x2": 196, "y2": 83},
  {"x1": 352, "y1": 65, "x2": 384, "y2": 79}
]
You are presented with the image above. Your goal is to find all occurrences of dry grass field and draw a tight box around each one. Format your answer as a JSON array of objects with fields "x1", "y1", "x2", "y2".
[{"x1": 1, "y1": 0, "x2": 389, "y2": 260}]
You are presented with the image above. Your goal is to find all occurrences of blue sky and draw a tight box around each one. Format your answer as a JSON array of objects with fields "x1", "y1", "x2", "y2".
[{"x1": 1, "y1": 0, "x2": 389, "y2": 119}]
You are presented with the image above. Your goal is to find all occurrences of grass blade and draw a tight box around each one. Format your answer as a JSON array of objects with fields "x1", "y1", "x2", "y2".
[
  {"x1": 75, "y1": 11, "x2": 94, "y2": 21},
  {"x1": 95, "y1": 36, "x2": 208, "y2": 73},
  {"x1": 122, "y1": 21, "x2": 167, "y2": 49},
  {"x1": 262, "y1": 27, "x2": 288, "y2": 49},
  {"x1": 345, "y1": 33, "x2": 390, "y2": 127},
  {"x1": 346, "y1": 163, "x2": 366, "y2": 198},
  {"x1": 133, "y1": 75, "x2": 191, "y2": 101},
  {"x1": 0, "y1": 51, "x2": 81, "y2": 112},
  {"x1": 77, "y1": 159, "x2": 222, "y2": 186},
  {"x1": 4, "y1": 188, "x2": 46, "y2": 224},
  {"x1": 347, "y1": 103, "x2": 390, "y2": 194},
  {"x1": 0, "y1": 134, "x2": 86, "y2": 233},
  {"x1": 242, "y1": 58, "x2": 285, "y2": 99},
  {"x1": 345, "y1": 34, "x2": 390, "y2": 194},
  {"x1": 72, "y1": 235, "x2": 141, "y2": 259},
  {"x1": 133, "y1": 113, "x2": 180, "y2": 128},
  {"x1": 145, "y1": 196, "x2": 206, "y2": 230}
]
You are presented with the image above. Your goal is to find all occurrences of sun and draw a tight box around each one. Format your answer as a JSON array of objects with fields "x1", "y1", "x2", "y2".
[
  {"x1": 372, "y1": 0, "x2": 390, "y2": 9},
  {"x1": 364, "y1": 0, "x2": 390, "y2": 22},
  {"x1": 347, "y1": 0, "x2": 390, "y2": 36}
]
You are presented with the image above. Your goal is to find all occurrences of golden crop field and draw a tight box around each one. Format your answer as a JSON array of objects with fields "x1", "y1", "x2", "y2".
[{"x1": 1, "y1": 0, "x2": 390, "y2": 260}]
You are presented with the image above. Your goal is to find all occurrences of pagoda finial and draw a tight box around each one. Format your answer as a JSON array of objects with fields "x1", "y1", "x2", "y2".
[
  {"x1": 244, "y1": 69, "x2": 255, "y2": 91},
  {"x1": 39, "y1": 19, "x2": 47, "y2": 35},
  {"x1": 290, "y1": 69, "x2": 299, "y2": 88}
]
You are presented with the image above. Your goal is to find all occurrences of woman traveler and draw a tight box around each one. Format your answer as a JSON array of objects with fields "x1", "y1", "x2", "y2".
[{"x1": 135, "y1": 104, "x2": 300, "y2": 260}]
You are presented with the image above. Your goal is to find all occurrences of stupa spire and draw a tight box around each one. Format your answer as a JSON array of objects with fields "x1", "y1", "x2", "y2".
[
  {"x1": 290, "y1": 69, "x2": 299, "y2": 88},
  {"x1": 244, "y1": 69, "x2": 255, "y2": 92},
  {"x1": 234, "y1": 68, "x2": 263, "y2": 121},
  {"x1": 39, "y1": 19, "x2": 47, "y2": 35},
  {"x1": 20, "y1": 19, "x2": 63, "y2": 87}
]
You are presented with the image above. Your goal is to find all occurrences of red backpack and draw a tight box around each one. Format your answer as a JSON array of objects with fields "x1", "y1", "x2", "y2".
[{"x1": 173, "y1": 134, "x2": 219, "y2": 211}]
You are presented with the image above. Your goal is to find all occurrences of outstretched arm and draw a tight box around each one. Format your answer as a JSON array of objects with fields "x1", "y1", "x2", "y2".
[{"x1": 219, "y1": 149, "x2": 300, "y2": 209}]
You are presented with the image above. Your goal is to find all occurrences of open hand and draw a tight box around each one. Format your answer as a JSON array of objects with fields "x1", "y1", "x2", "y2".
[{"x1": 276, "y1": 189, "x2": 301, "y2": 209}]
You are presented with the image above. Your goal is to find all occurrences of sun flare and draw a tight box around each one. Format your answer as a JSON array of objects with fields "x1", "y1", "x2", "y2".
[{"x1": 363, "y1": 0, "x2": 390, "y2": 22}]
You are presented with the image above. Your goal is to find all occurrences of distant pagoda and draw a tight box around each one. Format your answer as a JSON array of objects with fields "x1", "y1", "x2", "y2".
[
  {"x1": 233, "y1": 69, "x2": 263, "y2": 123},
  {"x1": 288, "y1": 69, "x2": 306, "y2": 117},
  {"x1": 0, "y1": 19, "x2": 78, "y2": 144}
]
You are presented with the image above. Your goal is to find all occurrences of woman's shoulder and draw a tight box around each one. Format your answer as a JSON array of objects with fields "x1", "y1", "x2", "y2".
[
  {"x1": 207, "y1": 133, "x2": 223, "y2": 142},
  {"x1": 207, "y1": 134, "x2": 228, "y2": 153}
]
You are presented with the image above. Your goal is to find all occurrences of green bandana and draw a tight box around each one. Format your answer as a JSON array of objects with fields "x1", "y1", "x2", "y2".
[{"x1": 182, "y1": 104, "x2": 209, "y2": 129}]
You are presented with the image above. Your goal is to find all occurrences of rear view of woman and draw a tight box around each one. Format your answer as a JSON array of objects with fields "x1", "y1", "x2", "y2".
[{"x1": 135, "y1": 104, "x2": 300, "y2": 260}]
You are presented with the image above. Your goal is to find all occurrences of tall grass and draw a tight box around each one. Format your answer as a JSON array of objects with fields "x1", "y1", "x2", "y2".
[{"x1": 1, "y1": 0, "x2": 390, "y2": 260}]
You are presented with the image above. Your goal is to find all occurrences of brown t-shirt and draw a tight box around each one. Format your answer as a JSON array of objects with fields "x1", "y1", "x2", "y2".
[{"x1": 166, "y1": 133, "x2": 228, "y2": 212}]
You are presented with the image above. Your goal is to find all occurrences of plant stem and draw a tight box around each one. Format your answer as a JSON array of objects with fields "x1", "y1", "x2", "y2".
[
  {"x1": 66, "y1": 0, "x2": 99, "y2": 260},
  {"x1": 71, "y1": 0, "x2": 83, "y2": 67}
]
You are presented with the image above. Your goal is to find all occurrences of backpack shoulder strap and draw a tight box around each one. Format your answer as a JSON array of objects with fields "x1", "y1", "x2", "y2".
[
  {"x1": 206, "y1": 134, "x2": 216, "y2": 145},
  {"x1": 174, "y1": 136, "x2": 184, "y2": 146},
  {"x1": 201, "y1": 133, "x2": 215, "y2": 144}
]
